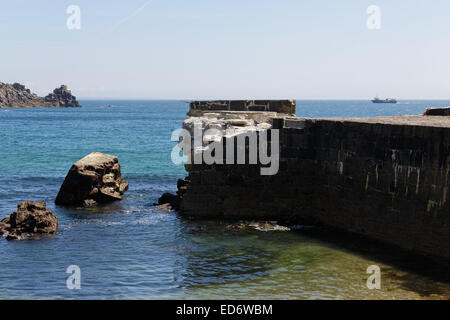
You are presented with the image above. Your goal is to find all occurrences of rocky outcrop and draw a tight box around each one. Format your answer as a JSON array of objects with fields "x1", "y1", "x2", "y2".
[
  {"x1": 55, "y1": 152, "x2": 129, "y2": 206},
  {"x1": 44, "y1": 85, "x2": 81, "y2": 107},
  {"x1": 0, "y1": 82, "x2": 44, "y2": 107},
  {"x1": 0, "y1": 201, "x2": 58, "y2": 240},
  {"x1": 0, "y1": 82, "x2": 81, "y2": 107},
  {"x1": 156, "y1": 178, "x2": 189, "y2": 211},
  {"x1": 423, "y1": 106, "x2": 450, "y2": 116}
]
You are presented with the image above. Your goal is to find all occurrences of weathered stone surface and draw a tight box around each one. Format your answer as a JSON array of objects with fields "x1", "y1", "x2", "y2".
[
  {"x1": 0, "y1": 82, "x2": 81, "y2": 107},
  {"x1": 423, "y1": 106, "x2": 450, "y2": 116},
  {"x1": 189, "y1": 100, "x2": 296, "y2": 116},
  {"x1": 0, "y1": 201, "x2": 58, "y2": 240},
  {"x1": 44, "y1": 85, "x2": 81, "y2": 107},
  {"x1": 55, "y1": 152, "x2": 129, "y2": 206}
]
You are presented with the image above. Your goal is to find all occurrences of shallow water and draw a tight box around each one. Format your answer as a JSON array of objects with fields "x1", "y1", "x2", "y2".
[{"x1": 0, "y1": 100, "x2": 449, "y2": 299}]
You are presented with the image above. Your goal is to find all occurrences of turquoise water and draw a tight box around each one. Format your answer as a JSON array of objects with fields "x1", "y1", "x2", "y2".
[{"x1": 0, "y1": 100, "x2": 449, "y2": 299}]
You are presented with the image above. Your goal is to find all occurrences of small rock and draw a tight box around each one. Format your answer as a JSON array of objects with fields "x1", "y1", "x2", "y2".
[
  {"x1": 157, "y1": 178, "x2": 190, "y2": 211},
  {"x1": 158, "y1": 192, "x2": 181, "y2": 210},
  {"x1": 0, "y1": 201, "x2": 58, "y2": 241},
  {"x1": 225, "y1": 222, "x2": 248, "y2": 231},
  {"x1": 155, "y1": 203, "x2": 173, "y2": 212},
  {"x1": 83, "y1": 199, "x2": 98, "y2": 207},
  {"x1": 226, "y1": 221, "x2": 291, "y2": 232},
  {"x1": 248, "y1": 221, "x2": 291, "y2": 232}
]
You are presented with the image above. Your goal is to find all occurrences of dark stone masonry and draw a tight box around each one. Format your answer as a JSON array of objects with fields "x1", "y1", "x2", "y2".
[
  {"x1": 169, "y1": 101, "x2": 450, "y2": 262},
  {"x1": 189, "y1": 100, "x2": 296, "y2": 115}
]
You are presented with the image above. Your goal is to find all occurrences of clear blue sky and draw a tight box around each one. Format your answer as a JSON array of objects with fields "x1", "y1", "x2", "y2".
[{"x1": 1, "y1": 0, "x2": 449, "y2": 99}]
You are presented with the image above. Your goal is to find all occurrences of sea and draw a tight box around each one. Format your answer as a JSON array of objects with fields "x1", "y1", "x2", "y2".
[{"x1": 0, "y1": 100, "x2": 449, "y2": 299}]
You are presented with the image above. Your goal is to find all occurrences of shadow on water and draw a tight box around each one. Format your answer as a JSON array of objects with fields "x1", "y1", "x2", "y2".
[
  {"x1": 295, "y1": 226, "x2": 450, "y2": 297},
  {"x1": 171, "y1": 217, "x2": 450, "y2": 299}
]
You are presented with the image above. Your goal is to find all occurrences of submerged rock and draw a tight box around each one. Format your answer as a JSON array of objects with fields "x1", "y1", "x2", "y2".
[
  {"x1": 226, "y1": 221, "x2": 291, "y2": 232},
  {"x1": 248, "y1": 221, "x2": 291, "y2": 231},
  {"x1": 0, "y1": 201, "x2": 58, "y2": 240},
  {"x1": 157, "y1": 193, "x2": 181, "y2": 211},
  {"x1": 156, "y1": 178, "x2": 189, "y2": 211},
  {"x1": 55, "y1": 152, "x2": 129, "y2": 206},
  {"x1": 155, "y1": 203, "x2": 173, "y2": 212}
]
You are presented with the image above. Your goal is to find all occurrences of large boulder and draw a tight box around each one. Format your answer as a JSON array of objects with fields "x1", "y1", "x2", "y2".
[
  {"x1": 55, "y1": 152, "x2": 129, "y2": 206},
  {"x1": 0, "y1": 201, "x2": 58, "y2": 240}
]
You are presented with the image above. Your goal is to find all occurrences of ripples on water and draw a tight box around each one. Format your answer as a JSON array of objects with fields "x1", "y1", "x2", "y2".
[{"x1": 0, "y1": 100, "x2": 449, "y2": 299}]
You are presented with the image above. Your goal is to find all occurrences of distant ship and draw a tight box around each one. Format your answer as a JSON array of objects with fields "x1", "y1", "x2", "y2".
[{"x1": 371, "y1": 97, "x2": 397, "y2": 104}]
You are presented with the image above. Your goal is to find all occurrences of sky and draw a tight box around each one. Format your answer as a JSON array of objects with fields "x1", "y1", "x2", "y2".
[{"x1": 1, "y1": 0, "x2": 450, "y2": 99}]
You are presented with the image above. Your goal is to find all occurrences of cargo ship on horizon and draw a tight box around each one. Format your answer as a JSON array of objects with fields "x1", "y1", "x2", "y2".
[{"x1": 372, "y1": 97, "x2": 398, "y2": 104}]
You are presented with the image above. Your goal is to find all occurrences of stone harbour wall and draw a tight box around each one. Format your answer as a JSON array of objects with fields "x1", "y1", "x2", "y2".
[
  {"x1": 176, "y1": 102, "x2": 450, "y2": 262},
  {"x1": 189, "y1": 100, "x2": 296, "y2": 116}
]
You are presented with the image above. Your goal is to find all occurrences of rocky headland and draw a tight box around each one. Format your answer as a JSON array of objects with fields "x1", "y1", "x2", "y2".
[
  {"x1": 55, "y1": 152, "x2": 129, "y2": 207},
  {"x1": 0, "y1": 82, "x2": 81, "y2": 107},
  {"x1": 0, "y1": 201, "x2": 58, "y2": 241}
]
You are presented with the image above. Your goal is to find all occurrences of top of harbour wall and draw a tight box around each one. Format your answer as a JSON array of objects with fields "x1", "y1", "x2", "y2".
[
  {"x1": 275, "y1": 115, "x2": 450, "y2": 129},
  {"x1": 189, "y1": 100, "x2": 296, "y2": 115}
]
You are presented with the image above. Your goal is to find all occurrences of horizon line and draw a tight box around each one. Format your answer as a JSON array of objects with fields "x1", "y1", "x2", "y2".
[{"x1": 76, "y1": 97, "x2": 450, "y2": 101}]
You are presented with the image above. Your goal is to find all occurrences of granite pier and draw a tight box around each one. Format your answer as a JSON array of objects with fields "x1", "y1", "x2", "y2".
[{"x1": 170, "y1": 100, "x2": 450, "y2": 262}]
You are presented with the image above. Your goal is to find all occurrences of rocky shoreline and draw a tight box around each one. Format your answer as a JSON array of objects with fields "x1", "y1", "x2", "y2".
[{"x1": 0, "y1": 82, "x2": 80, "y2": 107}]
